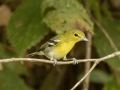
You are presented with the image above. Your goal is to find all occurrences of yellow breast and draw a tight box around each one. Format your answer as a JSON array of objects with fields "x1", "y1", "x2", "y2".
[{"x1": 53, "y1": 41, "x2": 75, "y2": 59}]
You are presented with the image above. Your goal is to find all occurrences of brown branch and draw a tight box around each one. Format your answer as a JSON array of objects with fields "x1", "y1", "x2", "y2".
[
  {"x1": 0, "y1": 51, "x2": 120, "y2": 65},
  {"x1": 71, "y1": 60, "x2": 99, "y2": 90},
  {"x1": 83, "y1": 32, "x2": 92, "y2": 90},
  {"x1": 82, "y1": 0, "x2": 93, "y2": 89},
  {"x1": 70, "y1": 51, "x2": 120, "y2": 90},
  {"x1": 0, "y1": 52, "x2": 120, "y2": 90}
]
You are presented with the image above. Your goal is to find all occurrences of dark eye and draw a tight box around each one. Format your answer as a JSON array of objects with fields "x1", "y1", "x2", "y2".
[{"x1": 74, "y1": 33, "x2": 78, "y2": 37}]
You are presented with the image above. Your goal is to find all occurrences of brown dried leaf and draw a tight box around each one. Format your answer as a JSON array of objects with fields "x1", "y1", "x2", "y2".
[{"x1": 0, "y1": 5, "x2": 12, "y2": 26}]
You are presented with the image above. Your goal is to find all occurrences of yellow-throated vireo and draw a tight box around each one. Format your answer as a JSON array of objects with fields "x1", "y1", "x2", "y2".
[{"x1": 28, "y1": 29, "x2": 88, "y2": 65}]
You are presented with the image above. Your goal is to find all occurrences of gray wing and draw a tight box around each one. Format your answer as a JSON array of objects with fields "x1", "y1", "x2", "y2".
[{"x1": 37, "y1": 35, "x2": 61, "y2": 52}]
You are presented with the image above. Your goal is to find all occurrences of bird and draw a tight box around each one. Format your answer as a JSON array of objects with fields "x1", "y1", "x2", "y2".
[{"x1": 27, "y1": 29, "x2": 88, "y2": 65}]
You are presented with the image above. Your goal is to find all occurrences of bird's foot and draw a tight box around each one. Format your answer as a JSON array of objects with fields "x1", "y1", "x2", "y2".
[
  {"x1": 53, "y1": 59, "x2": 57, "y2": 66},
  {"x1": 63, "y1": 56, "x2": 78, "y2": 65},
  {"x1": 72, "y1": 58, "x2": 78, "y2": 65}
]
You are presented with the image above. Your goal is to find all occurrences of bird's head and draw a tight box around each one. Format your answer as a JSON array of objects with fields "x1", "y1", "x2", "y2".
[{"x1": 64, "y1": 29, "x2": 88, "y2": 42}]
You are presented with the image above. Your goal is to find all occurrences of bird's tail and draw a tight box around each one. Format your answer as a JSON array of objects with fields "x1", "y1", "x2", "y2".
[{"x1": 27, "y1": 52, "x2": 37, "y2": 57}]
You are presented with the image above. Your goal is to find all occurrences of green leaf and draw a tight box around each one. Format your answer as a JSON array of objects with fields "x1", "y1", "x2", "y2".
[
  {"x1": 103, "y1": 76, "x2": 120, "y2": 90},
  {"x1": 41, "y1": 0, "x2": 94, "y2": 34},
  {"x1": 0, "y1": 44, "x2": 17, "y2": 58},
  {"x1": 0, "y1": 44, "x2": 6, "y2": 58},
  {"x1": 78, "y1": 69, "x2": 109, "y2": 84},
  {"x1": 4, "y1": 62, "x2": 28, "y2": 75},
  {"x1": 7, "y1": 0, "x2": 49, "y2": 56},
  {"x1": 88, "y1": 0, "x2": 102, "y2": 22},
  {"x1": 0, "y1": 69, "x2": 32, "y2": 90},
  {"x1": 90, "y1": 69, "x2": 109, "y2": 84},
  {"x1": 94, "y1": 18, "x2": 120, "y2": 71},
  {"x1": 101, "y1": 4, "x2": 113, "y2": 20}
]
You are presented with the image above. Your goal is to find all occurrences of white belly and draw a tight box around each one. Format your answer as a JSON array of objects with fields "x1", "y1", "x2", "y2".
[{"x1": 44, "y1": 47, "x2": 62, "y2": 60}]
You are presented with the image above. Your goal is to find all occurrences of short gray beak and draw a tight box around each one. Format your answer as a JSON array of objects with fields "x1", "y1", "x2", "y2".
[{"x1": 82, "y1": 37, "x2": 89, "y2": 41}]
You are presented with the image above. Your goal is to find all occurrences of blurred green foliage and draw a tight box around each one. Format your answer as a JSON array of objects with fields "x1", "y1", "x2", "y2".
[
  {"x1": 42, "y1": 0, "x2": 93, "y2": 34},
  {"x1": 7, "y1": 0, "x2": 93, "y2": 56},
  {"x1": 0, "y1": 0, "x2": 120, "y2": 90},
  {"x1": 90, "y1": 69, "x2": 109, "y2": 84},
  {"x1": 94, "y1": 18, "x2": 120, "y2": 71},
  {"x1": 7, "y1": 0, "x2": 49, "y2": 56},
  {"x1": 103, "y1": 76, "x2": 120, "y2": 90},
  {"x1": 0, "y1": 69, "x2": 32, "y2": 90},
  {"x1": 78, "y1": 69, "x2": 110, "y2": 84}
]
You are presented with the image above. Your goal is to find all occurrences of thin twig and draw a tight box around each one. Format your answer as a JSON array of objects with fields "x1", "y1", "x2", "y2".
[
  {"x1": 0, "y1": 51, "x2": 120, "y2": 65},
  {"x1": 83, "y1": 33, "x2": 92, "y2": 90},
  {"x1": 71, "y1": 60, "x2": 99, "y2": 90},
  {"x1": 70, "y1": 51, "x2": 120, "y2": 90},
  {"x1": 0, "y1": 52, "x2": 120, "y2": 90}
]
